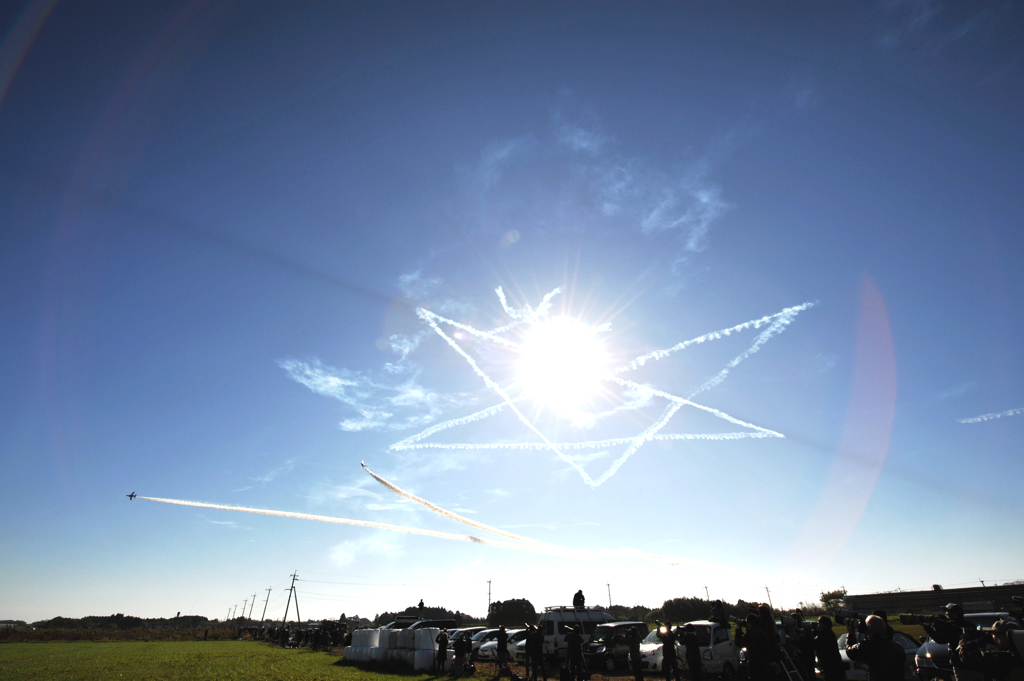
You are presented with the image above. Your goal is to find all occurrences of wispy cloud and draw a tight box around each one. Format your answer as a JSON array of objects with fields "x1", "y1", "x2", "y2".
[
  {"x1": 398, "y1": 270, "x2": 441, "y2": 300},
  {"x1": 279, "y1": 358, "x2": 475, "y2": 432},
  {"x1": 936, "y1": 381, "x2": 977, "y2": 401},
  {"x1": 330, "y1": 535, "x2": 404, "y2": 567},
  {"x1": 253, "y1": 460, "x2": 294, "y2": 485}
]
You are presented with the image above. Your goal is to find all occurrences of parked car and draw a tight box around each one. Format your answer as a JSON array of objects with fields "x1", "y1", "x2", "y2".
[
  {"x1": 381, "y1": 616, "x2": 422, "y2": 629},
  {"x1": 408, "y1": 618, "x2": 458, "y2": 630},
  {"x1": 915, "y1": 613, "x2": 1017, "y2": 681},
  {"x1": 639, "y1": 625, "x2": 683, "y2": 673},
  {"x1": 684, "y1": 620, "x2": 741, "y2": 680},
  {"x1": 582, "y1": 621, "x2": 650, "y2": 672},
  {"x1": 451, "y1": 627, "x2": 486, "y2": 643},
  {"x1": 478, "y1": 629, "x2": 525, "y2": 661},
  {"x1": 470, "y1": 628, "x2": 499, "y2": 661},
  {"x1": 835, "y1": 629, "x2": 921, "y2": 681}
]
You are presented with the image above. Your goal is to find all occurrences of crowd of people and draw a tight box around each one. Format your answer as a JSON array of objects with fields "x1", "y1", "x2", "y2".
[{"x1": 239, "y1": 620, "x2": 351, "y2": 651}]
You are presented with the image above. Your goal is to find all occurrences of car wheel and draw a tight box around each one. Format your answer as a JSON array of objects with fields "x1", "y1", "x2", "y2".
[
  {"x1": 722, "y1": 663, "x2": 734, "y2": 681},
  {"x1": 603, "y1": 656, "x2": 617, "y2": 673}
]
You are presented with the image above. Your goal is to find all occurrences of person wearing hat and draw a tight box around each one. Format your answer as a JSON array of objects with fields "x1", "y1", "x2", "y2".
[
  {"x1": 527, "y1": 624, "x2": 547, "y2": 681},
  {"x1": 846, "y1": 615, "x2": 906, "y2": 681},
  {"x1": 681, "y1": 624, "x2": 703, "y2": 681},
  {"x1": 813, "y1": 616, "x2": 846, "y2": 681},
  {"x1": 924, "y1": 604, "x2": 983, "y2": 681}
]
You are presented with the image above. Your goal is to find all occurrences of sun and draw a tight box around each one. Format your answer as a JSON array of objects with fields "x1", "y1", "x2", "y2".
[{"x1": 516, "y1": 315, "x2": 609, "y2": 418}]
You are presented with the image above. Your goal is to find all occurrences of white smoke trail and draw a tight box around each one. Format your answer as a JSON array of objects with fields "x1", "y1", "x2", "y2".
[
  {"x1": 686, "y1": 311, "x2": 802, "y2": 400},
  {"x1": 615, "y1": 302, "x2": 815, "y2": 373},
  {"x1": 139, "y1": 494, "x2": 722, "y2": 568},
  {"x1": 609, "y1": 377, "x2": 784, "y2": 436},
  {"x1": 137, "y1": 496, "x2": 538, "y2": 552},
  {"x1": 390, "y1": 400, "x2": 517, "y2": 451},
  {"x1": 360, "y1": 462, "x2": 552, "y2": 548},
  {"x1": 593, "y1": 402, "x2": 684, "y2": 486},
  {"x1": 958, "y1": 407, "x2": 1024, "y2": 424},
  {"x1": 392, "y1": 431, "x2": 775, "y2": 451}
]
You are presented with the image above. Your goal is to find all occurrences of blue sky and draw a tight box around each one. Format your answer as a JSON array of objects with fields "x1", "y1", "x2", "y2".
[{"x1": 2, "y1": 1, "x2": 1023, "y2": 623}]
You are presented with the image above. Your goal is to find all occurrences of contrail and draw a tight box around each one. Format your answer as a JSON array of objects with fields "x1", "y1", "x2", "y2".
[
  {"x1": 360, "y1": 463, "x2": 552, "y2": 548},
  {"x1": 392, "y1": 431, "x2": 776, "y2": 451},
  {"x1": 615, "y1": 302, "x2": 815, "y2": 373},
  {"x1": 138, "y1": 496, "x2": 540, "y2": 552},
  {"x1": 138, "y1": 493, "x2": 719, "y2": 568},
  {"x1": 356, "y1": 467, "x2": 742, "y2": 571},
  {"x1": 959, "y1": 407, "x2": 1024, "y2": 424},
  {"x1": 397, "y1": 290, "x2": 807, "y2": 486}
]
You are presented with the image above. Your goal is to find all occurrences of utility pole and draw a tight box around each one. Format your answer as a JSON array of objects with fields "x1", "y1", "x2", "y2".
[
  {"x1": 487, "y1": 580, "x2": 492, "y2": 614},
  {"x1": 232, "y1": 604, "x2": 237, "y2": 619},
  {"x1": 260, "y1": 587, "x2": 272, "y2": 623},
  {"x1": 704, "y1": 586, "x2": 710, "y2": 602},
  {"x1": 282, "y1": 572, "x2": 298, "y2": 624},
  {"x1": 979, "y1": 579, "x2": 997, "y2": 609},
  {"x1": 242, "y1": 599, "x2": 248, "y2": 622},
  {"x1": 226, "y1": 607, "x2": 231, "y2": 621},
  {"x1": 607, "y1": 583, "x2": 612, "y2": 608},
  {"x1": 764, "y1": 587, "x2": 773, "y2": 610},
  {"x1": 248, "y1": 594, "x2": 257, "y2": 620}
]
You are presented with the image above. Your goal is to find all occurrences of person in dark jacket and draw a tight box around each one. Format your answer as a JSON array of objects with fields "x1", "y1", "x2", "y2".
[
  {"x1": 736, "y1": 614, "x2": 777, "y2": 681},
  {"x1": 657, "y1": 623, "x2": 682, "y2": 681},
  {"x1": 923, "y1": 604, "x2": 983, "y2": 681},
  {"x1": 573, "y1": 591, "x2": 586, "y2": 608},
  {"x1": 497, "y1": 626, "x2": 509, "y2": 669},
  {"x1": 435, "y1": 629, "x2": 450, "y2": 674},
  {"x1": 566, "y1": 625, "x2": 586, "y2": 681},
  {"x1": 813, "y1": 617, "x2": 845, "y2": 681},
  {"x1": 627, "y1": 627, "x2": 644, "y2": 681},
  {"x1": 845, "y1": 616, "x2": 905, "y2": 681},
  {"x1": 527, "y1": 625, "x2": 547, "y2": 681},
  {"x1": 681, "y1": 624, "x2": 704, "y2": 681},
  {"x1": 956, "y1": 620, "x2": 1024, "y2": 681}
]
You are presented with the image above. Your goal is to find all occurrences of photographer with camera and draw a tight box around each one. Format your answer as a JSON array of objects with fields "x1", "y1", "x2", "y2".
[
  {"x1": 682, "y1": 624, "x2": 704, "y2": 681},
  {"x1": 922, "y1": 603, "x2": 983, "y2": 681},
  {"x1": 845, "y1": 615, "x2": 905, "y2": 681},
  {"x1": 628, "y1": 626, "x2": 644, "y2": 681},
  {"x1": 736, "y1": 613, "x2": 779, "y2": 681},
  {"x1": 956, "y1": 620, "x2": 1024, "y2": 681},
  {"x1": 788, "y1": 611, "x2": 817, "y2": 681},
  {"x1": 813, "y1": 616, "x2": 846, "y2": 681},
  {"x1": 657, "y1": 622, "x2": 682, "y2": 681}
]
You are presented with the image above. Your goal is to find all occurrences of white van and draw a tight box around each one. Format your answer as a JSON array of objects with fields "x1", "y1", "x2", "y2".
[
  {"x1": 683, "y1": 620, "x2": 741, "y2": 679},
  {"x1": 537, "y1": 606, "x2": 617, "y2": 660}
]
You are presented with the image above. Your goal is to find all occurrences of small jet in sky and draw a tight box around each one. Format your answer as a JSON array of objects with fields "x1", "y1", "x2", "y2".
[{"x1": 126, "y1": 492, "x2": 136, "y2": 500}]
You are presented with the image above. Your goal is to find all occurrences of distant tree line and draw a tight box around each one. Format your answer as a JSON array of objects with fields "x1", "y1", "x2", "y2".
[{"x1": 371, "y1": 605, "x2": 483, "y2": 628}]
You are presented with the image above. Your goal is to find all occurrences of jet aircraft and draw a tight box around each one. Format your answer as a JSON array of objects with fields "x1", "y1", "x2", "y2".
[{"x1": 127, "y1": 491, "x2": 136, "y2": 500}]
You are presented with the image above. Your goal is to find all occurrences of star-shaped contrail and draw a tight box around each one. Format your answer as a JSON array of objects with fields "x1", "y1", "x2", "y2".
[{"x1": 391, "y1": 288, "x2": 815, "y2": 486}]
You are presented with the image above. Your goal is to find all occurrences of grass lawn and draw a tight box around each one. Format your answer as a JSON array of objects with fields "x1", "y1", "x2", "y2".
[{"x1": 0, "y1": 640, "x2": 435, "y2": 681}]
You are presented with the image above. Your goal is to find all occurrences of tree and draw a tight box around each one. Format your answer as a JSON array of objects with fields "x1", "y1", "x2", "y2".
[
  {"x1": 488, "y1": 599, "x2": 538, "y2": 627},
  {"x1": 820, "y1": 589, "x2": 847, "y2": 615}
]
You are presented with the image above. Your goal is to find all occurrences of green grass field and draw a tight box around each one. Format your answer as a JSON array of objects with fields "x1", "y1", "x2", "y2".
[{"x1": 0, "y1": 640, "x2": 429, "y2": 681}]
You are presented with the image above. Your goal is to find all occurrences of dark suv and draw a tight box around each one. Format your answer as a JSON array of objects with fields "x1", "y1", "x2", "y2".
[{"x1": 583, "y1": 621, "x2": 650, "y2": 672}]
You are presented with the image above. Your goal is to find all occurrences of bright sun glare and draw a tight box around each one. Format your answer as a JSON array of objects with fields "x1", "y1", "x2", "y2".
[{"x1": 517, "y1": 316, "x2": 608, "y2": 417}]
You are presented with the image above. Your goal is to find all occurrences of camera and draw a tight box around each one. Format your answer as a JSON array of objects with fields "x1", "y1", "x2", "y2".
[{"x1": 780, "y1": 615, "x2": 816, "y2": 637}]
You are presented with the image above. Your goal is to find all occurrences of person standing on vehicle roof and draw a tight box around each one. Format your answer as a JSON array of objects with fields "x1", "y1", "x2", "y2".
[
  {"x1": 627, "y1": 626, "x2": 644, "y2": 681},
  {"x1": 573, "y1": 591, "x2": 585, "y2": 608},
  {"x1": 813, "y1": 616, "x2": 846, "y2": 681},
  {"x1": 682, "y1": 624, "x2": 703, "y2": 681},
  {"x1": 658, "y1": 622, "x2": 682, "y2": 681}
]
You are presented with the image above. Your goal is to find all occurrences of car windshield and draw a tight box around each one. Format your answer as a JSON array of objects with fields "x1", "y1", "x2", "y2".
[
  {"x1": 472, "y1": 630, "x2": 496, "y2": 642},
  {"x1": 966, "y1": 615, "x2": 1005, "y2": 629},
  {"x1": 643, "y1": 630, "x2": 663, "y2": 644},
  {"x1": 691, "y1": 626, "x2": 711, "y2": 647},
  {"x1": 590, "y1": 625, "x2": 618, "y2": 643}
]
